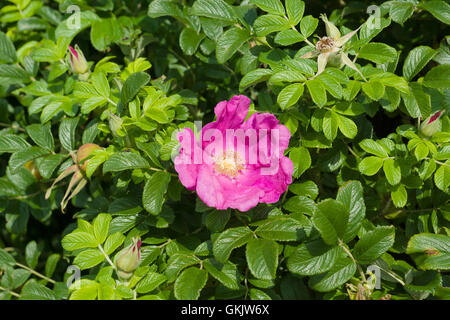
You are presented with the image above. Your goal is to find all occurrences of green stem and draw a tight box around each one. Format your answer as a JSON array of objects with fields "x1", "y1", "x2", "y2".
[
  {"x1": 0, "y1": 286, "x2": 20, "y2": 298},
  {"x1": 338, "y1": 240, "x2": 367, "y2": 283},
  {"x1": 15, "y1": 262, "x2": 56, "y2": 284},
  {"x1": 98, "y1": 244, "x2": 116, "y2": 270},
  {"x1": 107, "y1": 98, "x2": 118, "y2": 107}
]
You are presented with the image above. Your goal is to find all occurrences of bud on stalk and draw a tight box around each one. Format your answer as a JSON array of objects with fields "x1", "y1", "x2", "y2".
[
  {"x1": 420, "y1": 111, "x2": 444, "y2": 137},
  {"x1": 114, "y1": 237, "x2": 142, "y2": 280},
  {"x1": 68, "y1": 45, "x2": 89, "y2": 75}
]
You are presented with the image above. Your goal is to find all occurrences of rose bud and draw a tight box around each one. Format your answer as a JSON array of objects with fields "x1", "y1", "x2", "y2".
[
  {"x1": 114, "y1": 237, "x2": 142, "y2": 280},
  {"x1": 420, "y1": 111, "x2": 444, "y2": 137},
  {"x1": 68, "y1": 45, "x2": 89, "y2": 74}
]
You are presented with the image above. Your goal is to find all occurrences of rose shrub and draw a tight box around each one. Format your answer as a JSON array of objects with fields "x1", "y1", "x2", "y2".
[{"x1": 0, "y1": 0, "x2": 449, "y2": 300}]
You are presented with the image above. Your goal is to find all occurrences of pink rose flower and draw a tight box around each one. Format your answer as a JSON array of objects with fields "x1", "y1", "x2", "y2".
[{"x1": 174, "y1": 95, "x2": 293, "y2": 211}]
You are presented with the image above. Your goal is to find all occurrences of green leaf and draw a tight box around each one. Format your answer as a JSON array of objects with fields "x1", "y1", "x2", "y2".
[
  {"x1": 55, "y1": 11, "x2": 100, "y2": 40},
  {"x1": 179, "y1": 28, "x2": 203, "y2": 56},
  {"x1": 148, "y1": 0, "x2": 183, "y2": 18},
  {"x1": 213, "y1": 226, "x2": 253, "y2": 263},
  {"x1": 383, "y1": 158, "x2": 401, "y2": 185},
  {"x1": 255, "y1": 216, "x2": 306, "y2": 241},
  {"x1": 142, "y1": 171, "x2": 171, "y2": 215},
  {"x1": 216, "y1": 27, "x2": 250, "y2": 63},
  {"x1": 300, "y1": 15, "x2": 318, "y2": 37},
  {"x1": 274, "y1": 29, "x2": 305, "y2": 46},
  {"x1": 308, "y1": 256, "x2": 356, "y2": 292},
  {"x1": 313, "y1": 199, "x2": 349, "y2": 245},
  {"x1": 277, "y1": 83, "x2": 304, "y2": 110},
  {"x1": 203, "y1": 259, "x2": 241, "y2": 290},
  {"x1": 287, "y1": 240, "x2": 342, "y2": 276},
  {"x1": 359, "y1": 139, "x2": 389, "y2": 158},
  {"x1": 73, "y1": 249, "x2": 104, "y2": 270},
  {"x1": 90, "y1": 17, "x2": 123, "y2": 51},
  {"x1": 362, "y1": 80, "x2": 385, "y2": 101},
  {"x1": 0, "y1": 135, "x2": 31, "y2": 153},
  {"x1": 239, "y1": 69, "x2": 273, "y2": 91},
  {"x1": 165, "y1": 253, "x2": 199, "y2": 282},
  {"x1": 93, "y1": 214, "x2": 111, "y2": 244},
  {"x1": 337, "y1": 115, "x2": 357, "y2": 139},
  {"x1": 403, "y1": 46, "x2": 436, "y2": 81},
  {"x1": 359, "y1": 156, "x2": 384, "y2": 176},
  {"x1": 58, "y1": 117, "x2": 79, "y2": 151},
  {"x1": 391, "y1": 184, "x2": 407, "y2": 208},
  {"x1": 174, "y1": 267, "x2": 208, "y2": 300},
  {"x1": 205, "y1": 210, "x2": 230, "y2": 232},
  {"x1": 249, "y1": 288, "x2": 272, "y2": 300},
  {"x1": 20, "y1": 281, "x2": 57, "y2": 300},
  {"x1": 406, "y1": 233, "x2": 450, "y2": 270},
  {"x1": 359, "y1": 43, "x2": 397, "y2": 64},
  {"x1": 251, "y1": 0, "x2": 285, "y2": 15},
  {"x1": 136, "y1": 272, "x2": 167, "y2": 293},
  {"x1": 103, "y1": 152, "x2": 149, "y2": 173},
  {"x1": 246, "y1": 239, "x2": 278, "y2": 280},
  {"x1": 120, "y1": 71, "x2": 150, "y2": 106},
  {"x1": 420, "y1": 1, "x2": 450, "y2": 25},
  {"x1": 0, "y1": 248, "x2": 16, "y2": 268},
  {"x1": 25, "y1": 241, "x2": 41, "y2": 269},
  {"x1": 286, "y1": 0, "x2": 305, "y2": 25},
  {"x1": 253, "y1": 14, "x2": 291, "y2": 36},
  {"x1": 337, "y1": 181, "x2": 366, "y2": 243},
  {"x1": 390, "y1": 2, "x2": 414, "y2": 25},
  {"x1": 0, "y1": 65, "x2": 30, "y2": 85},
  {"x1": 11, "y1": 269, "x2": 31, "y2": 290},
  {"x1": 0, "y1": 31, "x2": 17, "y2": 63},
  {"x1": 45, "y1": 254, "x2": 60, "y2": 278},
  {"x1": 434, "y1": 163, "x2": 450, "y2": 192},
  {"x1": 322, "y1": 110, "x2": 339, "y2": 141},
  {"x1": 61, "y1": 232, "x2": 98, "y2": 251},
  {"x1": 103, "y1": 232, "x2": 126, "y2": 255},
  {"x1": 191, "y1": 0, "x2": 237, "y2": 23},
  {"x1": 306, "y1": 79, "x2": 327, "y2": 107},
  {"x1": 289, "y1": 180, "x2": 319, "y2": 199},
  {"x1": 91, "y1": 72, "x2": 110, "y2": 98},
  {"x1": 9, "y1": 146, "x2": 50, "y2": 174},
  {"x1": 354, "y1": 226, "x2": 395, "y2": 264},
  {"x1": 25, "y1": 123, "x2": 54, "y2": 151},
  {"x1": 423, "y1": 65, "x2": 450, "y2": 89},
  {"x1": 289, "y1": 146, "x2": 311, "y2": 178}
]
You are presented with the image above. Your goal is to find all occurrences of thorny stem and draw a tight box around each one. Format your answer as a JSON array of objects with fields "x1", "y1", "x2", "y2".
[
  {"x1": 338, "y1": 240, "x2": 367, "y2": 283},
  {"x1": 15, "y1": 262, "x2": 56, "y2": 284}
]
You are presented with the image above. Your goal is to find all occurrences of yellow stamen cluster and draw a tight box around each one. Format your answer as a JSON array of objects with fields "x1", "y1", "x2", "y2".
[{"x1": 214, "y1": 151, "x2": 245, "y2": 178}]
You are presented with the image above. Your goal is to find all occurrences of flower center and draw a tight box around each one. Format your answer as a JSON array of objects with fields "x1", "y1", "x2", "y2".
[
  {"x1": 316, "y1": 37, "x2": 336, "y2": 53},
  {"x1": 214, "y1": 151, "x2": 245, "y2": 178}
]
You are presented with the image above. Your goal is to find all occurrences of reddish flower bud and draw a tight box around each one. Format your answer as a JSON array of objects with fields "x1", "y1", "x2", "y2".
[
  {"x1": 68, "y1": 45, "x2": 89, "y2": 74},
  {"x1": 420, "y1": 111, "x2": 444, "y2": 137}
]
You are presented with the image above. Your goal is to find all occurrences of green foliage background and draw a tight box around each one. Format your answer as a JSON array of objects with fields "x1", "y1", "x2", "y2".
[{"x1": 0, "y1": 0, "x2": 449, "y2": 300}]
